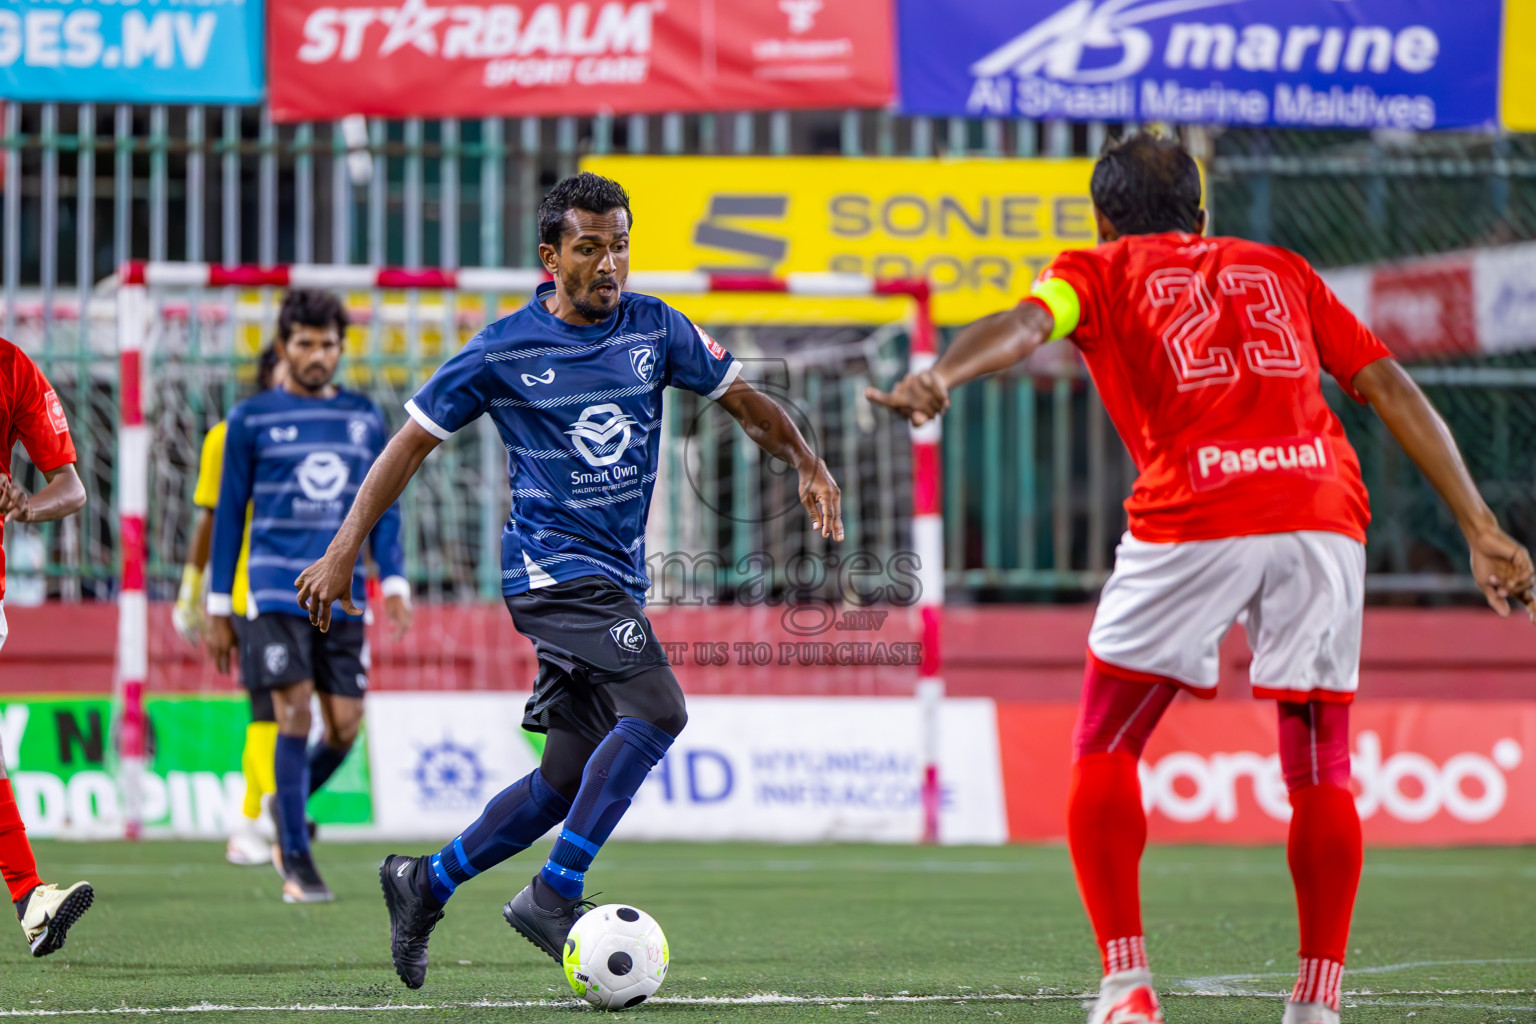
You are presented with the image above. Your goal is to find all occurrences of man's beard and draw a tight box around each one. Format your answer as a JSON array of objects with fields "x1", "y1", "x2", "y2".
[
  {"x1": 569, "y1": 278, "x2": 619, "y2": 322},
  {"x1": 293, "y1": 366, "x2": 334, "y2": 391}
]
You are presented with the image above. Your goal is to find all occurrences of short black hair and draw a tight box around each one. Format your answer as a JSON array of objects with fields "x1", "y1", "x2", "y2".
[
  {"x1": 1090, "y1": 132, "x2": 1202, "y2": 236},
  {"x1": 256, "y1": 342, "x2": 282, "y2": 390},
  {"x1": 276, "y1": 288, "x2": 349, "y2": 343},
  {"x1": 538, "y1": 172, "x2": 632, "y2": 247}
]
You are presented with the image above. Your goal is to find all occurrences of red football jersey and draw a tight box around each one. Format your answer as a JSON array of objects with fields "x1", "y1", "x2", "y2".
[
  {"x1": 1039, "y1": 233, "x2": 1392, "y2": 544},
  {"x1": 0, "y1": 337, "x2": 79, "y2": 598}
]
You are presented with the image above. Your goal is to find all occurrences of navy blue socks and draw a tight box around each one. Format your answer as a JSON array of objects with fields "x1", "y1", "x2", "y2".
[
  {"x1": 273, "y1": 733, "x2": 312, "y2": 858},
  {"x1": 425, "y1": 769, "x2": 571, "y2": 905},
  {"x1": 307, "y1": 741, "x2": 349, "y2": 796},
  {"x1": 540, "y1": 718, "x2": 675, "y2": 900}
]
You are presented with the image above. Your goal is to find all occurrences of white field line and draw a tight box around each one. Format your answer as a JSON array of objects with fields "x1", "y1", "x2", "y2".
[
  {"x1": 1178, "y1": 957, "x2": 1536, "y2": 992},
  {"x1": 2, "y1": 990, "x2": 1534, "y2": 1016}
]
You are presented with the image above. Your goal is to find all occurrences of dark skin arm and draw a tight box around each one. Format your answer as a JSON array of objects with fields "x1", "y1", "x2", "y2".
[
  {"x1": 295, "y1": 420, "x2": 440, "y2": 631},
  {"x1": 865, "y1": 302, "x2": 1054, "y2": 425},
  {"x1": 187, "y1": 508, "x2": 214, "y2": 570},
  {"x1": 1352, "y1": 358, "x2": 1535, "y2": 619},
  {"x1": 714, "y1": 377, "x2": 843, "y2": 541},
  {"x1": 0, "y1": 463, "x2": 87, "y2": 523}
]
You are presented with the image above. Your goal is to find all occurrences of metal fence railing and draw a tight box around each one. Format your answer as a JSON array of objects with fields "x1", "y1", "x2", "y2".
[{"x1": 4, "y1": 105, "x2": 1536, "y2": 602}]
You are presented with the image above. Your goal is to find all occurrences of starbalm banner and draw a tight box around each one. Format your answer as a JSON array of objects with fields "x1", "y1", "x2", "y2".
[{"x1": 268, "y1": 0, "x2": 894, "y2": 122}]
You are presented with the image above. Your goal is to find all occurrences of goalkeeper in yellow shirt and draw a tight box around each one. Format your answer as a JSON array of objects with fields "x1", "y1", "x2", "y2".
[{"x1": 174, "y1": 345, "x2": 286, "y2": 865}]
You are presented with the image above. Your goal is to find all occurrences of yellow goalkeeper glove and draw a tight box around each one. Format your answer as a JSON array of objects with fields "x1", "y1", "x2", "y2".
[{"x1": 172, "y1": 563, "x2": 205, "y2": 645}]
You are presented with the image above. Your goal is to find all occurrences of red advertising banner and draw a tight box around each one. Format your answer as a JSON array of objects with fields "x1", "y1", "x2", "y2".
[
  {"x1": 1369, "y1": 257, "x2": 1478, "y2": 358},
  {"x1": 268, "y1": 0, "x2": 894, "y2": 122},
  {"x1": 998, "y1": 701, "x2": 1536, "y2": 845}
]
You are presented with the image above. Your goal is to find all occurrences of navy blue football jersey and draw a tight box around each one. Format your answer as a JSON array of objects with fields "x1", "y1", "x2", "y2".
[
  {"x1": 209, "y1": 387, "x2": 405, "y2": 619},
  {"x1": 405, "y1": 282, "x2": 739, "y2": 603}
]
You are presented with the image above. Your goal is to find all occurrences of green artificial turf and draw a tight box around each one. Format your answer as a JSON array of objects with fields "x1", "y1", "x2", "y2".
[{"x1": 0, "y1": 840, "x2": 1531, "y2": 1022}]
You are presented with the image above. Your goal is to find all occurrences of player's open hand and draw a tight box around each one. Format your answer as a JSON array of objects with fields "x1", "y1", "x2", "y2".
[
  {"x1": 798, "y1": 457, "x2": 844, "y2": 542},
  {"x1": 865, "y1": 369, "x2": 950, "y2": 427},
  {"x1": 1467, "y1": 525, "x2": 1536, "y2": 622},
  {"x1": 294, "y1": 552, "x2": 363, "y2": 632},
  {"x1": 206, "y1": 615, "x2": 237, "y2": 674},
  {"x1": 384, "y1": 593, "x2": 413, "y2": 641}
]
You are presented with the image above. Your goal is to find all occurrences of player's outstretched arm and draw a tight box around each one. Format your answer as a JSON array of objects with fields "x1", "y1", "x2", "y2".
[
  {"x1": 1354, "y1": 357, "x2": 1536, "y2": 620},
  {"x1": 715, "y1": 378, "x2": 844, "y2": 541},
  {"x1": 0, "y1": 464, "x2": 85, "y2": 524},
  {"x1": 294, "y1": 420, "x2": 441, "y2": 631},
  {"x1": 865, "y1": 301, "x2": 1054, "y2": 426}
]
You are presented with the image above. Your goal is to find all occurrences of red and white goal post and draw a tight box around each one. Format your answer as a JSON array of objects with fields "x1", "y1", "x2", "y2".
[{"x1": 114, "y1": 262, "x2": 945, "y2": 842}]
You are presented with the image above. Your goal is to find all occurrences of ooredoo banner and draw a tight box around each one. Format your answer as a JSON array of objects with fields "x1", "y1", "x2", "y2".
[
  {"x1": 997, "y1": 701, "x2": 1536, "y2": 844},
  {"x1": 897, "y1": 0, "x2": 1502, "y2": 130},
  {"x1": 268, "y1": 0, "x2": 894, "y2": 123},
  {"x1": 0, "y1": 0, "x2": 264, "y2": 104}
]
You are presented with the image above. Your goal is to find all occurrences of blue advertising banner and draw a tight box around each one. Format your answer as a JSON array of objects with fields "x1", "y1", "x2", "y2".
[
  {"x1": 897, "y1": 0, "x2": 1502, "y2": 130},
  {"x1": 0, "y1": 0, "x2": 263, "y2": 103}
]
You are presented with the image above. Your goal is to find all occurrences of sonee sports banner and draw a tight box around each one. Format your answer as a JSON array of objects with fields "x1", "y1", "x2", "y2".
[
  {"x1": 268, "y1": 0, "x2": 895, "y2": 123},
  {"x1": 896, "y1": 0, "x2": 1502, "y2": 130}
]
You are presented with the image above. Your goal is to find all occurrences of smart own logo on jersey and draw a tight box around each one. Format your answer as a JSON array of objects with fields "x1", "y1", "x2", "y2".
[
  {"x1": 295, "y1": 451, "x2": 351, "y2": 503},
  {"x1": 567, "y1": 403, "x2": 639, "y2": 468}
]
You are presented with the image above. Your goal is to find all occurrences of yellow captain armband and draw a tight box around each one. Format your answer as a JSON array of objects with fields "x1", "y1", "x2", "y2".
[{"x1": 1029, "y1": 276, "x2": 1081, "y2": 341}]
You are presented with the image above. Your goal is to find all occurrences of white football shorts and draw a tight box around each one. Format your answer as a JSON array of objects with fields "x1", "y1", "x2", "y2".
[{"x1": 1087, "y1": 530, "x2": 1365, "y2": 701}]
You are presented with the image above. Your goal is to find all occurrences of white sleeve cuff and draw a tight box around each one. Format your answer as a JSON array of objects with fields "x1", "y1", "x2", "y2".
[
  {"x1": 206, "y1": 593, "x2": 233, "y2": 617},
  {"x1": 705, "y1": 359, "x2": 744, "y2": 401},
  {"x1": 404, "y1": 399, "x2": 452, "y2": 440},
  {"x1": 381, "y1": 575, "x2": 412, "y2": 601}
]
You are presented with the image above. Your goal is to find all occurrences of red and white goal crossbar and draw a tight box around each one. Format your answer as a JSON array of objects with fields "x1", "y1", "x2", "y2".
[{"x1": 115, "y1": 262, "x2": 945, "y2": 843}]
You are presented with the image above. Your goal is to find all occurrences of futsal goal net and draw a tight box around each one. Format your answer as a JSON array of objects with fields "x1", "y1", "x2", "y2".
[{"x1": 101, "y1": 263, "x2": 946, "y2": 842}]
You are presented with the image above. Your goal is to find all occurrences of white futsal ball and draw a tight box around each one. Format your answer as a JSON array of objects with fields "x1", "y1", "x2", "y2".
[{"x1": 562, "y1": 903, "x2": 669, "y2": 1010}]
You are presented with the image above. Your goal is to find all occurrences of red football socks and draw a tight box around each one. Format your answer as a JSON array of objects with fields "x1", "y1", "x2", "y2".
[
  {"x1": 1286, "y1": 782, "x2": 1361, "y2": 1011},
  {"x1": 0, "y1": 779, "x2": 43, "y2": 903},
  {"x1": 1069, "y1": 751, "x2": 1150, "y2": 974}
]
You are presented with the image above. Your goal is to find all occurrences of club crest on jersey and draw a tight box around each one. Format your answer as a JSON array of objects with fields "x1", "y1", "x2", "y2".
[
  {"x1": 348, "y1": 418, "x2": 369, "y2": 447},
  {"x1": 566, "y1": 403, "x2": 638, "y2": 468},
  {"x1": 269, "y1": 425, "x2": 299, "y2": 443},
  {"x1": 296, "y1": 451, "x2": 351, "y2": 502},
  {"x1": 629, "y1": 346, "x2": 656, "y2": 382},
  {"x1": 695, "y1": 325, "x2": 726, "y2": 360},
  {"x1": 43, "y1": 390, "x2": 68, "y2": 434},
  {"x1": 263, "y1": 643, "x2": 289, "y2": 677},
  {"x1": 609, "y1": 618, "x2": 646, "y2": 653}
]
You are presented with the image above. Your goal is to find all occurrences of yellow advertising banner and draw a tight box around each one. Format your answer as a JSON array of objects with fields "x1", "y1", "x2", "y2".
[
  {"x1": 1502, "y1": 0, "x2": 1536, "y2": 131},
  {"x1": 581, "y1": 156, "x2": 1098, "y2": 326}
]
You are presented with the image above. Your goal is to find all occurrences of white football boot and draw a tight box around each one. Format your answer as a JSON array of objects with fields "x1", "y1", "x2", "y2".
[
  {"x1": 1088, "y1": 968, "x2": 1165, "y2": 1024},
  {"x1": 225, "y1": 812, "x2": 272, "y2": 866},
  {"x1": 18, "y1": 881, "x2": 94, "y2": 957},
  {"x1": 1282, "y1": 1001, "x2": 1340, "y2": 1024}
]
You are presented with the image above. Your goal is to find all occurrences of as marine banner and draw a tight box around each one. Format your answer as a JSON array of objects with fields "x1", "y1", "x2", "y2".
[
  {"x1": 268, "y1": 0, "x2": 894, "y2": 122},
  {"x1": 897, "y1": 0, "x2": 1501, "y2": 130}
]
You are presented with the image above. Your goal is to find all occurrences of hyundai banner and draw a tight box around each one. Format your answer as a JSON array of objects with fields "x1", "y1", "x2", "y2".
[
  {"x1": 269, "y1": 0, "x2": 894, "y2": 123},
  {"x1": 0, "y1": 0, "x2": 264, "y2": 104},
  {"x1": 897, "y1": 0, "x2": 1502, "y2": 130}
]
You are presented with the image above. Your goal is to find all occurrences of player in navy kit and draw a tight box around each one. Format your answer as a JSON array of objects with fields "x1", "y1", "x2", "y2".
[
  {"x1": 295, "y1": 173, "x2": 843, "y2": 988},
  {"x1": 207, "y1": 290, "x2": 413, "y2": 903}
]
